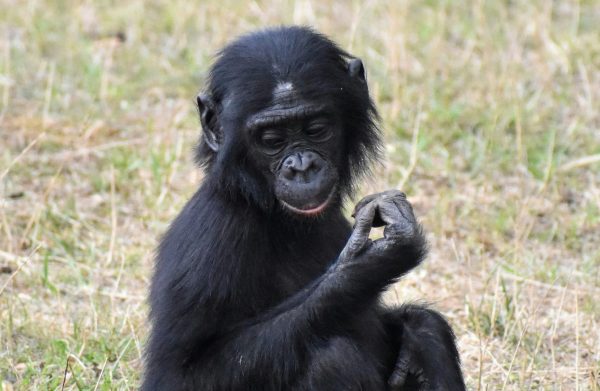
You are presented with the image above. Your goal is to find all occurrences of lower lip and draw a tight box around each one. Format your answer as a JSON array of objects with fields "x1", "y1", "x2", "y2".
[{"x1": 280, "y1": 188, "x2": 336, "y2": 216}]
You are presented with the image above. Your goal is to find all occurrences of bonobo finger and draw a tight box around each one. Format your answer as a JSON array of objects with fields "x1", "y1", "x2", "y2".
[
  {"x1": 354, "y1": 190, "x2": 406, "y2": 224},
  {"x1": 340, "y1": 202, "x2": 376, "y2": 260},
  {"x1": 374, "y1": 197, "x2": 403, "y2": 226},
  {"x1": 388, "y1": 352, "x2": 411, "y2": 389},
  {"x1": 388, "y1": 369, "x2": 408, "y2": 391},
  {"x1": 351, "y1": 201, "x2": 376, "y2": 241},
  {"x1": 381, "y1": 189, "x2": 406, "y2": 199},
  {"x1": 351, "y1": 193, "x2": 379, "y2": 218},
  {"x1": 393, "y1": 197, "x2": 416, "y2": 224}
]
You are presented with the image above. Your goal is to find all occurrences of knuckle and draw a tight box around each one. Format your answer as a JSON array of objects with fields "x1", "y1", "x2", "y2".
[
  {"x1": 386, "y1": 189, "x2": 406, "y2": 198},
  {"x1": 348, "y1": 242, "x2": 361, "y2": 253},
  {"x1": 385, "y1": 222, "x2": 417, "y2": 241},
  {"x1": 395, "y1": 197, "x2": 410, "y2": 208}
]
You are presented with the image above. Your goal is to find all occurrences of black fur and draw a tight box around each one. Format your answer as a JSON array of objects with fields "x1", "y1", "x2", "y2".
[{"x1": 143, "y1": 26, "x2": 465, "y2": 390}]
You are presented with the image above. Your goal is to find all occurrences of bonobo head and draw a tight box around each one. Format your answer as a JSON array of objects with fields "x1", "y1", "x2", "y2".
[{"x1": 196, "y1": 26, "x2": 381, "y2": 217}]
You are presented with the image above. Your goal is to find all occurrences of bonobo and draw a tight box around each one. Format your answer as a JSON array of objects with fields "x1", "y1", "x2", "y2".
[{"x1": 143, "y1": 26, "x2": 465, "y2": 391}]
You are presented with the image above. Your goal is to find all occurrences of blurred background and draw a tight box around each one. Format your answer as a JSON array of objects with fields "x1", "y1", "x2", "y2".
[{"x1": 1, "y1": 0, "x2": 599, "y2": 389}]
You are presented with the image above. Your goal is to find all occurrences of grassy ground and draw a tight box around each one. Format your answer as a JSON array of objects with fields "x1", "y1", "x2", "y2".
[{"x1": 1, "y1": 0, "x2": 599, "y2": 389}]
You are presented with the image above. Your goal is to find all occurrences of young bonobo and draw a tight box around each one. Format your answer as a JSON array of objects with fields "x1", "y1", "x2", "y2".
[{"x1": 143, "y1": 26, "x2": 465, "y2": 390}]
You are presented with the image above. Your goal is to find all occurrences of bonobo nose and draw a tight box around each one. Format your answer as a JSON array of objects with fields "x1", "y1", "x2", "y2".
[{"x1": 281, "y1": 151, "x2": 323, "y2": 182}]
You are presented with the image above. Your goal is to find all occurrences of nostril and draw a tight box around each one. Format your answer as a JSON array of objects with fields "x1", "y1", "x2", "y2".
[
  {"x1": 307, "y1": 157, "x2": 322, "y2": 173},
  {"x1": 282, "y1": 166, "x2": 295, "y2": 180}
]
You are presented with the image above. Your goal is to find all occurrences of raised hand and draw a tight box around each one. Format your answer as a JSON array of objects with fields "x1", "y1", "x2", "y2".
[{"x1": 339, "y1": 190, "x2": 425, "y2": 272}]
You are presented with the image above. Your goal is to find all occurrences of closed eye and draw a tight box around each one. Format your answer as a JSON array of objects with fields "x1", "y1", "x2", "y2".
[
  {"x1": 258, "y1": 129, "x2": 286, "y2": 153},
  {"x1": 305, "y1": 124, "x2": 331, "y2": 141}
]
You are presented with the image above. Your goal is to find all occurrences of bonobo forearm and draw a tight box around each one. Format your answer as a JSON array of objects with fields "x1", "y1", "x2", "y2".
[
  {"x1": 207, "y1": 242, "x2": 424, "y2": 377},
  {"x1": 199, "y1": 269, "x2": 376, "y2": 386}
]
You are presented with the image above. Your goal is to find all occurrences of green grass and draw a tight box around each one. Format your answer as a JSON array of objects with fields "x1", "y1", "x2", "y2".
[{"x1": 1, "y1": 0, "x2": 599, "y2": 389}]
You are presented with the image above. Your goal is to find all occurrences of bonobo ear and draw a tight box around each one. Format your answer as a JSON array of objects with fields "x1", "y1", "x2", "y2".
[
  {"x1": 347, "y1": 58, "x2": 367, "y2": 82},
  {"x1": 196, "y1": 93, "x2": 221, "y2": 153}
]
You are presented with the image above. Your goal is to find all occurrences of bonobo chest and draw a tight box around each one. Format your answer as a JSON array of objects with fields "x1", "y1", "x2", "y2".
[{"x1": 268, "y1": 222, "x2": 351, "y2": 299}]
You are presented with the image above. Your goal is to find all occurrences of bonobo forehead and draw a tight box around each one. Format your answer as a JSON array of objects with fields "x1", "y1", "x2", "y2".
[
  {"x1": 271, "y1": 81, "x2": 297, "y2": 107},
  {"x1": 243, "y1": 80, "x2": 335, "y2": 132}
]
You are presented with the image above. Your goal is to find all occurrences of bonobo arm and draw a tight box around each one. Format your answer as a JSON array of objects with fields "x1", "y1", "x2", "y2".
[{"x1": 170, "y1": 191, "x2": 427, "y2": 389}]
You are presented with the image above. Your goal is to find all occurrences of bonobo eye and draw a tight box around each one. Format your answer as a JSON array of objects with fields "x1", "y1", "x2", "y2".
[
  {"x1": 305, "y1": 123, "x2": 332, "y2": 142},
  {"x1": 258, "y1": 129, "x2": 286, "y2": 154}
]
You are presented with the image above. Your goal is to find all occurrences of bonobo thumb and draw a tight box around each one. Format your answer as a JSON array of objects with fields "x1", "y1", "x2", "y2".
[{"x1": 340, "y1": 202, "x2": 376, "y2": 260}]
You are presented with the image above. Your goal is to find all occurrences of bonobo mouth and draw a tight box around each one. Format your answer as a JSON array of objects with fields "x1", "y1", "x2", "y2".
[{"x1": 279, "y1": 186, "x2": 337, "y2": 216}]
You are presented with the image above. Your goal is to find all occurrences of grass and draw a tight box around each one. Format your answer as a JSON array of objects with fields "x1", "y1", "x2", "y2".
[{"x1": 1, "y1": 0, "x2": 599, "y2": 389}]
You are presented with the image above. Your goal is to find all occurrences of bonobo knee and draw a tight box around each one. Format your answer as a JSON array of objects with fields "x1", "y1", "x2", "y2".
[
  {"x1": 385, "y1": 304, "x2": 465, "y2": 391},
  {"x1": 400, "y1": 305, "x2": 454, "y2": 332},
  {"x1": 386, "y1": 304, "x2": 459, "y2": 355}
]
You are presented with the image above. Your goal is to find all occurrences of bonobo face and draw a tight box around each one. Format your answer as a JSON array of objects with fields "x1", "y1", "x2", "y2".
[
  {"x1": 244, "y1": 82, "x2": 341, "y2": 215},
  {"x1": 196, "y1": 27, "x2": 379, "y2": 217}
]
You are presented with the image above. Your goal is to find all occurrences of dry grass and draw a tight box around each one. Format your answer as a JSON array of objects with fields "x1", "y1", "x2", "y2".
[{"x1": 1, "y1": 0, "x2": 599, "y2": 389}]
